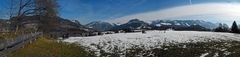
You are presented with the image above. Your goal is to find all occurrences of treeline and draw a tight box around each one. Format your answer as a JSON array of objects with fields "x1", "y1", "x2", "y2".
[{"x1": 214, "y1": 21, "x2": 240, "y2": 33}]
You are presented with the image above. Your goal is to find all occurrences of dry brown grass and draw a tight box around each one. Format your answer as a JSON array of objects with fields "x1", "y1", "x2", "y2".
[{"x1": 7, "y1": 36, "x2": 95, "y2": 57}]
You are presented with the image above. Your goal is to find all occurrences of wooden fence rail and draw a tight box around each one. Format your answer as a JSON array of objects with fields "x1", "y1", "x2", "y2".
[{"x1": 0, "y1": 32, "x2": 42, "y2": 57}]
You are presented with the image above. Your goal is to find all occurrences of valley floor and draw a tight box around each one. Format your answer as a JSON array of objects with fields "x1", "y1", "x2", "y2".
[{"x1": 64, "y1": 30, "x2": 240, "y2": 57}]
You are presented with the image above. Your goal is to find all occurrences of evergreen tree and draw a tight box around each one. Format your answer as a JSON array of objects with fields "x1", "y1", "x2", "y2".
[
  {"x1": 231, "y1": 21, "x2": 239, "y2": 33},
  {"x1": 214, "y1": 23, "x2": 223, "y2": 32}
]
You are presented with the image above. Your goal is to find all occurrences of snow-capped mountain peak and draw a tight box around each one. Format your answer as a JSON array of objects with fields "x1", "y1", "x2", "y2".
[
  {"x1": 86, "y1": 19, "x2": 217, "y2": 31},
  {"x1": 85, "y1": 21, "x2": 114, "y2": 31}
]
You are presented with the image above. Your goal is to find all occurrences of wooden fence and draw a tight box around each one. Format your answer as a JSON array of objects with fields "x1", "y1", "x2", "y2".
[{"x1": 0, "y1": 32, "x2": 42, "y2": 57}]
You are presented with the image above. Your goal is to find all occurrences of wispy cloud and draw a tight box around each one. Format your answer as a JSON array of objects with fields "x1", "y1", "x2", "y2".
[{"x1": 108, "y1": 3, "x2": 240, "y2": 24}]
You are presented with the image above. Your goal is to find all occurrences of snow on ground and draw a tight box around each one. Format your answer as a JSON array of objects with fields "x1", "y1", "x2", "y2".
[
  {"x1": 63, "y1": 30, "x2": 240, "y2": 56},
  {"x1": 200, "y1": 53, "x2": 209, "y2": 57}
]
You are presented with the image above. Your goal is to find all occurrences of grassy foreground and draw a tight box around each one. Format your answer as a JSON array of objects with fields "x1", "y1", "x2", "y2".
[
  {"x1": 7, "y1": 36, "x2": 95, "y2": 57},
  {"x1": 0, "y1": 34, "x2": 17, "y2": 39}
]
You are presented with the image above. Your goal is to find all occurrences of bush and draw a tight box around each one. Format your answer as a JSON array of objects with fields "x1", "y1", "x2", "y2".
[{"x1": 214, "y1": 23, "x2": 230, "y2": 32}]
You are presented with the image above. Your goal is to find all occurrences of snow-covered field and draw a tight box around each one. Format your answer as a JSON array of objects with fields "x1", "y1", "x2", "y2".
[{"x1": 63, "y1": 30, "x2": 240, "y2": 56}]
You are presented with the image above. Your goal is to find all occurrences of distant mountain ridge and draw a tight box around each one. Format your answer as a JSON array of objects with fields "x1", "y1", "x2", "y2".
[
  {"x1": 86, "y1": 19, "x2": 218, "y2": 31},
  {"x1": 150, "y1": 20, "x2": 217, "y2": 29},
  {"x1": 85, "y1": 21, "x2": 113, "y2": 31},
  {"x1": 4, "y1": 16, "x2": 95, "y2": 33},
  {"x1": 110, "y1": 19, "x2": 152, "y2": 31}
]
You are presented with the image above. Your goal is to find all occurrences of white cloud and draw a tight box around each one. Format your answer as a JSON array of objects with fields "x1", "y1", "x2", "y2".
[{"x1": 108, "y1": 3, "x2": 240, "y2": 24}]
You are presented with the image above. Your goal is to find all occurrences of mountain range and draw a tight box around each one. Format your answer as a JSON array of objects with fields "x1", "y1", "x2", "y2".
[
  {"x1": 0, "y1": 16, "x2": 219, "y2": 33},
  {"x1": 85, "y1": 21, "x2": 113, "y2": 31},
  {"x1": 86, "y1": 19, "x2": 218, "y2": 31},
  {"x1": 0, "y1": 16, "x2": 95, "y2": 33}
]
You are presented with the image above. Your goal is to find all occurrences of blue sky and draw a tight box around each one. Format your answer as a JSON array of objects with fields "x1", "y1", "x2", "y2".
[
  {"x1": 58, "y1": 0, "x2": 192, "y2": 23},
  {"x1": 1, "y1": 0, "x2": 240, "y2": 24}
]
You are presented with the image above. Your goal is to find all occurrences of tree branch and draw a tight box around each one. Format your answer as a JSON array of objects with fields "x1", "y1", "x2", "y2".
[{"x1": 22, "y1": 8, "x2": 45, "y2": 16}]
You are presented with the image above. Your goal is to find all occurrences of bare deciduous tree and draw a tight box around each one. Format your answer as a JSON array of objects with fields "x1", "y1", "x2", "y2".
[
  {"x1": 9, "y1": 0, "x2": 14, "y2": 18},
  {"x1": 17, "y1": 0, "x2": 35, "y2": 17},
  {"x1": 8, "y1": 0, "x2": 60, "y2": 33},
  {"x1": 35, "y1": 0, "x2": 58, "y2": 17},
  {"x1": 34, "y1": 0, "x2": 60, "y2": 33}
]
